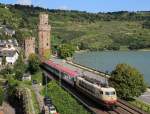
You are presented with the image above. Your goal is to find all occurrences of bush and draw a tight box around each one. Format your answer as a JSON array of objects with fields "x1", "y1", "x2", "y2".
[
  {"x1": 58, "y1": 44, "x2": 75, "y2": 59},
  {"x1": 110, "y1": 64, "x2": 147, "y2": 100},
  {"x1": 0, "y1": 87, "x2": 4, "y2": 106},
  {"x1": 28, "y1": 54, "x2": 40, "y2": 74}
]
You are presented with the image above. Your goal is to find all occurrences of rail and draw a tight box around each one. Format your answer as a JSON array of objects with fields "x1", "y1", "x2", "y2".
[
  {"x1": 128, "y1": 99, "x2": 150, "y2": 113},
  {"x1": 61, "y1": 84, "x2": 96, "y2": 114},
  {"x1": 42, "y1": 62, "x2": 149, "y2": 114},
  {"x1": 117, "y1": 99, "x2": 148, "y2": 114}
]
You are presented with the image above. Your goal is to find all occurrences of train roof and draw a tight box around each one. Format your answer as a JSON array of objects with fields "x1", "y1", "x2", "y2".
[
  {"x1": 101, "y1": 87, "x2": 116, "y2": 92},
  {"x1": 44, "y1": 60, "x2": 79, "y2": 78},
  {"x1": 77, "y1": 76, "x2": 115, "y2": 90}
]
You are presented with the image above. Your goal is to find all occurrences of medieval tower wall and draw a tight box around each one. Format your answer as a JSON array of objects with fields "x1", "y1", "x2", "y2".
[
  {"x1": 38, "y1": 13, "x2": 51, "y2": 60},
  {"x1": 24, "y1": 37, "x2": 35, "y2": 59}
]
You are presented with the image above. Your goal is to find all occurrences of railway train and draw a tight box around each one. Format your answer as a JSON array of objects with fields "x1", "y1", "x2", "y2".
[{"x1": 42, "y1": 60, "x2": 117, "y2": 108}]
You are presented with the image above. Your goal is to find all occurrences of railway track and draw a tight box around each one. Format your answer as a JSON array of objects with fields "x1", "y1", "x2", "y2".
[
  {"x1": 62, "y1": 82, "x2": 149, "y2": 114},
  {"x1": 43, "y1": 70, "x2": 149, "y2": 114},
  {"x1": 106, "y1": 99, "x2": 148, "y2": 114}
]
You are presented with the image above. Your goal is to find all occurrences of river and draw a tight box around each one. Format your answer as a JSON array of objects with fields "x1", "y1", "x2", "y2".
[{"x1": 73, "y1": 51, "x2": 150, "y2": 85}]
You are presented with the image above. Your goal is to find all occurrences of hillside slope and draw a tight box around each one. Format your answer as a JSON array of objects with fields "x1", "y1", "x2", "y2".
[{"x1": 0, "y1": 4, "x2": 150, "y2": 51}]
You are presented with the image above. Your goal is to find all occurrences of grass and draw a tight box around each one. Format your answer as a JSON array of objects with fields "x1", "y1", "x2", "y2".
[
  {"x1": 129, "y1": 99, "x2": 150, "y2": 113},
  {"x1": 120, "y1": 46, "x2": 129, "y2": 51},
  {"x1": 1, "y1": 4, "x2": 150, "y2": 50},
  {"x1": 30, "y1": 88, "x2": 40, "y2": 114},
  {"x1": 42, "y1": 81, "x2": 91, "y2": 114},
  {"x1": 138, "y1": 48, "x2": 150, "y2": 51},
  {"x1": 31, "y1": 71, "x2": 43, "y2": 84},
  {"x1": 52, "y1": 20, "x2": 150, "y2": 50}
]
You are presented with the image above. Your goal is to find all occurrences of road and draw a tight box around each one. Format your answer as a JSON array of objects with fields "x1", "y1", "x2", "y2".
[
  {"x1": 32, "y1": 84, "x2": 44, "y2": 111},
  {"x1": 138, "y1": 89, "x2": 150, "y2": 104}
]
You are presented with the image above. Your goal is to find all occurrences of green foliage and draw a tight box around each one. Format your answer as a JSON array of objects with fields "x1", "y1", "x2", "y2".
[
  {"x1": 110, "y1": 64, "x2": 147, "y2": 100},
  {"x1": 7, "y1": 78, "x2": 19, "y2": 97},
  {"x1": 129, "y1": 99, "x2": 150, "y2": 113},
  {"x1": 0, "y1": 4, "x2": 150, "y2": 50},
  {"x1": 58, "y1": 44, "x2": 75, "y2": 59},
  {"x1": 0, "y1": 86, "x2": 4, "y2": 106},
  {"x1": 107, "y1": 43, "x2": 120, "y2": 50},
  {"x1": 129, "y1": 39, "x2": 150, "y2": 50},
  {"x1": 43, "y1": 49, "x2": 51, "y2": 60},
  {"x1": 51, "y1": 35, "x2": 62, "y2": 53},
  {"x1": 28, "y1": 53, "x2": 40, "y2": 74},
  {"x1": 44, "y1": 81, "x2": 90, "y2": 114},
  {"x1": 2, "y1": 56, "x2": 6, "y2": 65},
  {"x1": 14, "y1": 53, "x2": 27, "y2": 80},
  {"x1": 143, "y1": 21, "x2": 150, "y2": 29},
  {"x1": 0, "y1": 65, "x2": 13, "y2": 78},
  {"x1": 31, "y1": 71, "x2": 42, "y2": 84}
]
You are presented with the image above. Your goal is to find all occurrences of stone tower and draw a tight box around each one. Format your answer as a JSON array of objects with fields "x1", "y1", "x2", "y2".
[
  {"x1": 24, "y1": 37, "x2": 35, "y2": 59},
  {"x1": 38, "y1": 13, "x2": 51, "y2": 60}
]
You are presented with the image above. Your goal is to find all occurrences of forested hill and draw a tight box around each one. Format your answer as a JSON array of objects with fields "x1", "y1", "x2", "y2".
[{"x1": 0, "y1": 3, "x2": 150, "y2": 51}]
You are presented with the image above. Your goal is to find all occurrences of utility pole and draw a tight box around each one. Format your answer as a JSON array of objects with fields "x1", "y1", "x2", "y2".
[
  {"x1": 59, "y1": 70, "x2": 61, "y2": 86},
  {"x1": 44, "y1": 72, "x2": 48, "y2": 96},
  {"x1": 5, "y1": 0, "x2": 7, "y2": 8},
  {"x1": 105, "y1": 71, "x2": 109, "y2": 87}
]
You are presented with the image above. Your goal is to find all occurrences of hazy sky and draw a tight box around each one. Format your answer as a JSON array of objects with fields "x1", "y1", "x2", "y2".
[{"x1": 0, "y1": 0, "x2": 150, "y2": 12}]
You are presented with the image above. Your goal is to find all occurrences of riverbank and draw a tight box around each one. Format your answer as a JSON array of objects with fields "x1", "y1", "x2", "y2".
[
  {"x1": 138, "y1": 48, "x2": 150, "y2": 51},
  {"x1": 75, "y1": 48, "x2": 150, "y2": 54},
  {"x1": 73, "y1": 51, "x2": 150, "y2": 85}
]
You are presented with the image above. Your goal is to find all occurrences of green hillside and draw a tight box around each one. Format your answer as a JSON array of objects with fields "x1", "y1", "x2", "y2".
[{"x1": 0, "y1": 3, "x2": 150, "y2": 51}]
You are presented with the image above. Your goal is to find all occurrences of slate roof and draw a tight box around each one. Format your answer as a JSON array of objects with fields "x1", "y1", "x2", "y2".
[{"x1": 0, "y1": 50, "x2": 17, "y2": 57}]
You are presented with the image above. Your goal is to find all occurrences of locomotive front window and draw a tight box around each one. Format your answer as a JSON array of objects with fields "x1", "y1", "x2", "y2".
[{"x1": 105, "y1": 91, "x2": 115, "y2": 96}]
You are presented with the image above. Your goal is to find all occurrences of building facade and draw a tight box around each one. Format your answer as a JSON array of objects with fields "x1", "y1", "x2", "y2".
[
  {"x1": 38, "y1": 13, "x2": 51, "y2": 60},
  {"x1": 0, "y1": 50, "x2": 19, "y2": 65},
  {"x1": 24, "y1": 37, "x2": 35, "y2": 59}
]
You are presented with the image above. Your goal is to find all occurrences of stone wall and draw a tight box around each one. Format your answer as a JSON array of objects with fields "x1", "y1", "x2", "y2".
[
  {"x1": 24, "y1": 37, "x2": 35, "y2": 59},
  {"x1": 38, "y1": 13, "x2": 51, "y2": 60}
]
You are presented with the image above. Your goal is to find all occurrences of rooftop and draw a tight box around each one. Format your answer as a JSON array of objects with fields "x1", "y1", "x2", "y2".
[{"x1": 0, "y1": 50, "x2": 17, "y2": 57}]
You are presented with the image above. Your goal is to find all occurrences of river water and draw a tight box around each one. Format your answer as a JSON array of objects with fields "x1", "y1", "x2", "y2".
[{"x1": 73, "y1": 51, "x2": 150, "y2": 85}]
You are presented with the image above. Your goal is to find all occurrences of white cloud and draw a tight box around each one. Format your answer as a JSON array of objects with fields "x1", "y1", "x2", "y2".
[
  {"x1": 17, "y1": 0, "x2": 32, "y2": 5},
  {"x1": 58, "y1": 5, "x2": 69, "y2": 10}
]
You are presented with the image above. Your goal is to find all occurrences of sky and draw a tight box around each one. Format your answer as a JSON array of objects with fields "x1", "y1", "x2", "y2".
[{"x1": 0, "y1": 0, "x2": 150, "y2": 13}]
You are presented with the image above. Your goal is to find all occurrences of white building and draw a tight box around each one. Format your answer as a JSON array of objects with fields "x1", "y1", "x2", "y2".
[
  {"x1": 22, "y1": 73, "x2": 31, "y2": 81},
  {"x1": 0, "y1": 50, "x2": 19, "y2": 65}
]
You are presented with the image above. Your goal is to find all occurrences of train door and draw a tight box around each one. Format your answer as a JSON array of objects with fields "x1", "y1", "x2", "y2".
[{"x1": 94, "y1": 88, "x2": 100, "y2": 98}]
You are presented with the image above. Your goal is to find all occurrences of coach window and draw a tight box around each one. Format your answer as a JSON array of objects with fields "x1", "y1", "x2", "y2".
[
  {"x1": 100, "y1": 91, "x2": 103, "y2": 94},
  {"x1": 64, "y1": 73, "x2": 68, "y2": 78},
  {"x1": 61, "y1": 72, "x2": 65, "y2": 77},
  {"x1": 71, "y1": 78, "x2": 74, "y2": 81}
]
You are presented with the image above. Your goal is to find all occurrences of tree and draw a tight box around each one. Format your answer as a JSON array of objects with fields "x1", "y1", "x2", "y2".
[
  {"x1": 0, "y1": 87, "x2": 4, "y2": 106},
  {"x1": 14, "y1": 53, "x2": 27, "y2": 80},
  {"x1": 107, "y1": 43, "x2": 120, "y2": 51},
  {"x1": 143, "y1": 21, "x2": 150, "y2": 29},
  {"x1": 110, "y1": 64, "x2": 146, "y2": 100},
  {"x1": 58, "y1": 44, "x2": 75, "y2": 59},
  {"x1": 28, "y1": 53, "x2": 40, "y2": 74},
  {"x1": 2, "y1": 56, "x2": 6, "y2": 66}
]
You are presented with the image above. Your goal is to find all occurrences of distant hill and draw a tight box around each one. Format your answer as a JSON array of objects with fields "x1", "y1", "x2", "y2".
[{"x1": 0, "y1": 3, "x2": 150, "y2": 51}]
